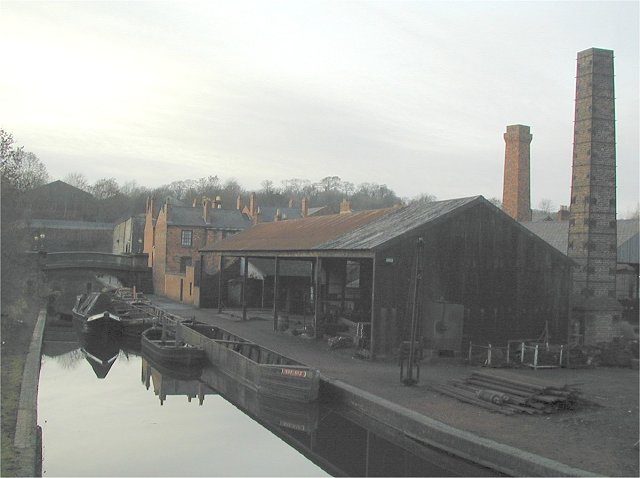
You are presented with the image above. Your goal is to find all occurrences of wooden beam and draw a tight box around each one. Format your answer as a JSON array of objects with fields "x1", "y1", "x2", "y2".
[
  {"x1": 215, "y1": 250, "x2": 374, "y2": 259},
  {"x1": 313, "y1": 257, "x2": 321, "y2": 339},
  {"x1": 273, "y1": 256, "x2": 279, "y2": 331},
  {"x1": 217, "y1": 256, "x2": 224, "y2": 312},
  {"x1": 242, "y1": 256, "x2": 248, "y2": 321}
]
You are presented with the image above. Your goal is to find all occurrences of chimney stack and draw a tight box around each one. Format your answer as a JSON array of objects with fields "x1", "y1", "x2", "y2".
[
  {"x1": 567, "y1": 48, "x2": 619, "y2": 344},
  {"x1": 301, "y1": 197, "x2": 309, "y2": 217},
  {"x1": 274, "y1": 208, "x2": 282, "y2": 222},
  {"x1": 339, "y1": 198, "x2": 352, "y2": 214},
  {"x1": 203, "y1": 198, "x2": 212, "y2": 223},
  {"x1": 557, "y1": 205, "x2": 570, "y2": 221},
  {"x1": 236, "y1": 195, "x2": 244, "y2": 211},
  {"x1": 249, "y1": 192, "x2": 257, "y2": 217},
  {"x1": 502, "y1": 124, "x2": 533, "y2": 222}
]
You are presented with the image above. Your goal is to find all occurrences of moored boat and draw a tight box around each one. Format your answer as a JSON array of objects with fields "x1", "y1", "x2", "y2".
[
  {"x1": 141, "y1": 327, "x2": 206, "y2": 367},
  {"x1": 72, "y1": 291, "x2": 156, "y2": 336},
  {"x1": 180, "y1": 321, "x2": 320, "y2": 403},
  {"x1": 72, "y1": 293, "x2": 123, "y2": 335}
]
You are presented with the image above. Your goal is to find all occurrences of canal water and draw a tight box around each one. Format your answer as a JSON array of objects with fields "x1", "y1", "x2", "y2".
[{"x1": 39, "y1": 323, "x2": 495, "y2": 477}]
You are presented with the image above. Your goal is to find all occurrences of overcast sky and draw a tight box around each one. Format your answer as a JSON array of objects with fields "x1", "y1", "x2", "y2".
[{"x1": 1, "y1": 1, "x2": 638, "y2": 215}]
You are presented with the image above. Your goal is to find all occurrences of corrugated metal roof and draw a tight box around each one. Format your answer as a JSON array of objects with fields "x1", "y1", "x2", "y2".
[
  {"x1": 21, "y1": 219, "x2": 114, "y2": 230},
  {"x1": 167, "y1": 206, "x2": 250, "y2": 230},
  {"x1": 317, "y1": 196, "x2": 480, "y2": 250},
  {"x1": 521, "y1": 221, "x2": 569, "y2": 253},
  {"x1": 522, "y1": 219, "x2": 639, "y2": 263},
  {"x1": 204, "y1": 208, "x2": 395, "y2": 252},
  {"x1": 205, "y1": 197, "x2": 483, "y2": 253}
]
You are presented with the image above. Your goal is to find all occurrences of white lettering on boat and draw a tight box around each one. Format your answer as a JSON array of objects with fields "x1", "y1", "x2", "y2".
[{"x1": 281, "y1": 368, "x2": 307, "y2": 378}]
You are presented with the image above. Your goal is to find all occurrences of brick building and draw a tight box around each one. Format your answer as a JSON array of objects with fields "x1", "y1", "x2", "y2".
[{"x1": 143, "y1": 196, "x2": 250, "y2": 304}]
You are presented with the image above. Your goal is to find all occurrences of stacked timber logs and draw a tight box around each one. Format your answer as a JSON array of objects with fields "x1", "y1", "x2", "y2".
[{"x1": 431, "y1": 370, "x2": 581, "y2": 415}]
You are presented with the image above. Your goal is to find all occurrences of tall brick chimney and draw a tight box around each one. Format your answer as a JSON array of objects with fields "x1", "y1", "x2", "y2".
[
  {"x1": 236, "y1": 195, "x2": 244, "y2": 211},
  {"x1": 301, "y1": 197, "x2": 309, "y2": 217},
  {"x1": 502, "y1": 124, "x2": 533, "y2": 222},
  {"x1": 568, "y1": 48, "x2": 620, "y2": 344}
]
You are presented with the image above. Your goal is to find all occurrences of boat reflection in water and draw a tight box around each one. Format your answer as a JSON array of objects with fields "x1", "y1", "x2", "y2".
[
  {"x1": 141, "y1": 356, "x2": 216, "y2": 405},
  {"x1": 139, "y1": 361, "x2": 494, "y2": 477}
]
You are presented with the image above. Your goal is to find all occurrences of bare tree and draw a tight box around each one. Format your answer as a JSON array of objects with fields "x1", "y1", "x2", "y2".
[
  {"x1": 538, "y1": 198, "x2": 555, "y2": 214},
  {"x1": 64, "y1": 172, "x2": 90, "y2": 191},
  {"x1": 91, "y1": 178, "x2": 120, "y2": 199},
  {"x1": 410, "y1": 193, "x2": 437, "y2": 205}
]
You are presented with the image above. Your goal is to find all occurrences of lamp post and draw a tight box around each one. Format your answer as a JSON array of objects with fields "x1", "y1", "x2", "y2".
[{"x1": 33, "y1": 232, "x2": 46, "y2": 251}]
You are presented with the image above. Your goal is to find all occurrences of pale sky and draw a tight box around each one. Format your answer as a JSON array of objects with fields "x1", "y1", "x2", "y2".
[{"x1": 1, "y1": 1, "x2": 638, "y2": 215}]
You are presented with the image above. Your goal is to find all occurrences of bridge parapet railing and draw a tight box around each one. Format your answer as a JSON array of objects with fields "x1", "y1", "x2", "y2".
[{"x1": 43, "y1": 252, "x2": 149, "y2": 270}]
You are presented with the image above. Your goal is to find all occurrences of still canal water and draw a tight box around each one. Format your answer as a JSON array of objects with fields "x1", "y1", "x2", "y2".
[{"x1": 39, "y1": 324, "x2": 493, "y2": 477}]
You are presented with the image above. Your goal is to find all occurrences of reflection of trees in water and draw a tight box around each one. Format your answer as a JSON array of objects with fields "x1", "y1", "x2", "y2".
[{"x1": 51, "y1": 349, "x2": 85, "y2": 369}]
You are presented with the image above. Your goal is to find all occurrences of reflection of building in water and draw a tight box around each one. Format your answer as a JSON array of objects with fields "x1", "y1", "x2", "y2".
[{"x1": 141, "y1": 359, "x2": 217, "y2": 405}]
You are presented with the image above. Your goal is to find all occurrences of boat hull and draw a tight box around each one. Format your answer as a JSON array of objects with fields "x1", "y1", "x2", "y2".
[
  {"x1": 141, "y1": 328, "x2": 206, "y2": 367},
  {"x1": 180, "y1": 322, "x2": 320, "y2": 402}
]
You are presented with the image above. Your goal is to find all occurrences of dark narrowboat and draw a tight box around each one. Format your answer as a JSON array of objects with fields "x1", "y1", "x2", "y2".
[{"x1": 72, "y1": 291, "x2": 155, "y2": 336}]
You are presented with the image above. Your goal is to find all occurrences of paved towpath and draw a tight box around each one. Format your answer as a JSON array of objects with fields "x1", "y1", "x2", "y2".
[{"x1": 150, "y1": 296, "x2": 639, "y2": 477}]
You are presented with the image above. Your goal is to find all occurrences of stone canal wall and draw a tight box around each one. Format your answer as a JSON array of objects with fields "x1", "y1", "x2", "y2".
[
  {"x1": 320, "y1": 377, "x2": 595, "y2": 477},
  {"x1": 14, "y1": 308, "x2": 47, "y2": 477}
]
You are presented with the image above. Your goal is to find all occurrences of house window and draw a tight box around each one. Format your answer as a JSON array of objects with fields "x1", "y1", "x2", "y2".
[{"x1": 181, "y1": 230, "x2": 193, "y2": 247}]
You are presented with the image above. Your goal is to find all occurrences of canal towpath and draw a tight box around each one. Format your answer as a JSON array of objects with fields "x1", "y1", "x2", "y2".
[{"x1": 148, "y1": 295, "x2": 639, "y2": 477}]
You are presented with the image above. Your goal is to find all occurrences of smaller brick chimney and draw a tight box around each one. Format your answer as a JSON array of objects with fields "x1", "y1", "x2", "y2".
[
  {"x1": 339, "y1": 198, "x2": 352, "y2": 214},
  {"x1": 203, "y1": 198, "x2": 212, "y2": 223},
  {"x1": 502, "y1": 124, "x2": 533, "y2": 222},
  {"x1": 236, "y1": 195, "x2": 244, "y2": 211},
  {"x1": 249, "y1": 192, "x2": 257, "y2": 217},
  {"x1": 254, "y1": 206, "x2": 262, "y2": 224},
  {"x1": 301, "y1": 197, "x2": 309, "y2": 217},
  {"x1": 557, "y1": 205, "x2": 570, "y2": 221}
]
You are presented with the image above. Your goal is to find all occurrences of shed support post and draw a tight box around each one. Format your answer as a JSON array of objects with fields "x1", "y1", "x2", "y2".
[
  {"x1": 242, "y1": 256, "x2": 248, "y2": 321},
  {"x1": 273, "y1": 256, "x2": 279, "y2": 331},
  {"x1": 217, "y1": 256, "x2": 224, "y2": 313},
  {"x1": 369, "y1": 256, "x2": 376, "y2": 360},
  {"x1": 313, "y1": 257, "x2": 321, "y2": 339}
]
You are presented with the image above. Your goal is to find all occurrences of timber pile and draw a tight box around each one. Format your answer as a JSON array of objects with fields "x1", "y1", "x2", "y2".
[{"x1": 431, "y1": 370, "x2": 581, "y2": 416}]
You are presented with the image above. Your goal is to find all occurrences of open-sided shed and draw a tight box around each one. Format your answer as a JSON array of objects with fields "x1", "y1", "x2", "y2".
[{"x1": 202, "y1": 196, "x2": 573, "y2": 358}]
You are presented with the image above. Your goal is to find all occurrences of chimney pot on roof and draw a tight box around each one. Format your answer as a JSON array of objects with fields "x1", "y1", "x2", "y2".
[
  {"x1": 340, "y1": 198, "x2": 352, "y2": 214},
  {"x1": 557, "y1": 205, "x2": 570, "y2": 221},
  {"x1": 203, "y1": 198, "x2": 212, "y2": 223},
  {"x1": 249, "y1": 192, "x2": 257, "y2": 217},
  {"x1": 301, "y1": 197, "x2": 309, "y2": 217}
]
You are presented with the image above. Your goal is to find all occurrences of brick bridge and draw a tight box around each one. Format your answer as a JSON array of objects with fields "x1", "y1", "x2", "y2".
[{"x1": 37, "y1": 252, "x2": 153, "y2": 292}]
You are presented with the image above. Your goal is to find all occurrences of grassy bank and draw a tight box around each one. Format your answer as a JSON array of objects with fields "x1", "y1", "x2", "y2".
[{"x1": 1, "y1": 306, "x2": 40, "y2": 477}]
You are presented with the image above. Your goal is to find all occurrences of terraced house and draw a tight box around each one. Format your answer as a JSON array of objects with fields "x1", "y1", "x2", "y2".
[{"x1": 144, "y1": 196, "x2": 250, "y2": 304}]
